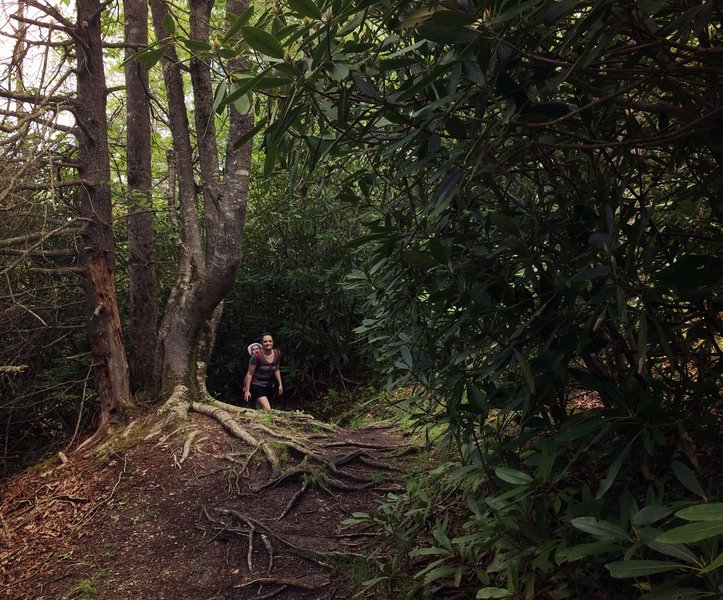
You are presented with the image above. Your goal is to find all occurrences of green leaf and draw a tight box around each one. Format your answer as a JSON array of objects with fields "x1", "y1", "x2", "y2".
[
  {"x1": 640, "y1": 587, "x2": 710, "y2": 600},
  {"x1": 445, "y1": 115, "x2": 467, "y2": 139},
  {"x1": 224, "y1": 69, "x2": 272, "y2": 106},
  {"x1": 430, "y1": 10, "x2": 479, "y2": 26},
  {"x1": 233, "y1": 118, "x2": 267, "y2": 149},
  {"x1": 596, "y1": 442, "x2": 631, "y2": 499},
  {"x1": 571, "y1": 517, "x2": 631, "y2": 541},
  {"x1": 287, "y1": 0, "x2": 321, "y2": 19},
  {"x1": 351, "y1": 73, "x2": 378, "y2": 99},
  {"x1": 401, "y1": 251, "x2": 437, "y2": 268},
  {"x1": 416, "y1": 21, "x2": 479, "y2": 44},
  {"x1": 477, "y1": 588, "x2": 511, "y2": 599},
  {"x1": 409, "y1": 546, "x2": 452, "y2": 557},
  {"x1": 232, "y1": 94, "x2": 251, "y2": 116},
  {"x1": 544, "y1": 0, "x2": 577, "y2": 24},
  {"x1": 400, "y1": 345, "x2": 413, "y2": 368},
  {"x1": 676, "y1": 503, "x2": 723, "y2": 522},
  {"x1": 671, "y1": 461, "x2": 707, "y2": 500},
  {"x1": 605, "y1": 560, "x2": 688, "y2": 578},
  {"x1": 491, "y1": 0, "x2": 544, "y2": 24},
  {"x1": 241, "y1": 26, "x2": 285, "y2": 58},
  {"x1": 162, "y1": 13, "x2": 176, "y2": 34},
  {"x1": 467, "y1": 382, "x2": 488, "y2": 412},
  {"x1": 556, "y1": 541, "x2": 620, "y2": 563},
  {"x1": 224, "y1": 6, "x2": 255, "y2": 41},
  {"x1": 255, "y1": 76, "x2": 294, "y2": 89},
  {"x1": 422, "y1": 563, "x2": 458, "y2": 585},
  {"x1": 263, "y1": 140, "x2": 278, "y2": 176},
  {"x1": 135, "y1": 44, "x2": 168, "y2": 70},
  {"x1": 213, "y1": 82, "x2": 228, "y2": 116},
  {"x1": 495, "y1": 466, "x2": 532, "y2": 485},
  {"x1": 361, "y1": 576, "x2": 390, "y2": 587},
  {"x1": 631, "y1": 506, "x2": 674, "y2": 527},
  {"x1": 643, "y1": 534, "x2": 700, "y2": 565},
  {"x1": 515, "y1": 351, "x2": 535, "y2": 394},
  {"x1": 330, "y1": 62, "x2": 350, "y2": 82},
  {"x1": 700, "y1": 551, "x2": 723, "y2": 574},
  {"x1": 656, "y1": 520, "x2": 723, "y2": 544},
  {"x1": 182, "y1": 39, "x2": 212, "y2": 52}
]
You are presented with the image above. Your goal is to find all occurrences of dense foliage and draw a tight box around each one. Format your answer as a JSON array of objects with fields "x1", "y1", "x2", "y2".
[
  {"x1": 204, "y1": 0, "x2": 723, "y2": 596},
  {"x1": 208, "y1": 165, "x2": 375, "y2": 405},
  {"x1": 0, "y1": 122, "x2": 93, "y2": 474}
]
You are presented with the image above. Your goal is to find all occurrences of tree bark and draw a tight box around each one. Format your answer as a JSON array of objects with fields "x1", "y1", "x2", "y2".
[
  {"x1": 75, "y1": 0, "x2": 132, "y2": 426},
  {"x1": 149, "y1": 0, "x2": 252, "y2": 408},
  {"x1": 125, "y1": 0, "x2": 158, "y2": 395}
]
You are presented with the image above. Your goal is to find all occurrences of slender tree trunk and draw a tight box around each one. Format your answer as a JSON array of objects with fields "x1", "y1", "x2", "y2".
[
  {"x1": 75, "y1": 0, "x2": 132, "y2": 426},
  {"x1": 149, "y1": 0, "x2": 252, "y2": 412},
  {"x1": 125, "y1": 0, "x2": 158, "y2": 395},
  {"x1": 149, "y1": 0, "x2": 205, "y2": 396}
]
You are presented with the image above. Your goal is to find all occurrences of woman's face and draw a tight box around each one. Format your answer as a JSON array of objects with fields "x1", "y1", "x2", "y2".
[{"x1": 262, "y1": 336, "x2": 274, "y2": 349}]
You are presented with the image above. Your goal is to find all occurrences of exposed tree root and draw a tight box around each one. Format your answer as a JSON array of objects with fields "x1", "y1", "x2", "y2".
[
  {"x1": 239, "y1": 576, "x2": 329, "y2": 590},
  {"x1": 328, "y1": 462, "x2": 374, "y2": 483},
  {"x1": 321, "y1": 440, "x2": 398, "y2": 450},
  {"x1": 191, "y1": 402, "x2": 280, "y2": 479},
  {"x1": 255, "y1": 584, "x2": 288, "y2": 600},
  {"x1": 246, "y1": 518, "x2": 255, "y2": 572},
  {"x1": 359, "y1": 454, "x2": 404, "y2": 471},
  {"x1": 216, "y1": 508, "x2": 331, "y2": 568},
  {"x1": 183, "y1": 402, "x2": 416, "y2": 596},
  {"x1": 211, "y1": 400, "x2": 339, "y2": 433},
  {"x1": 321, "y1": 474, "x2": 375, "y2": 492},
  {"x1": 178, "y1": 430, "x2": 201, "y2": 465},
  {"x1": 261, "y1": 533, "x2": 274, "y2": 575},
  {"x1": 388, "y1": 446, "x2": 419, "y2": 458},
  {"x1": 121, "y1": 419, "x2": 138, "y2": 439},
  {"x1": 146, "y1": 383, "x2": 191, "y2": 440},
  {"x1": 276, "y1": 480, "x2": 309, "y2": 521},
  {"x1": 253, "y1": 466, "x2": 311, "y2": 493}
]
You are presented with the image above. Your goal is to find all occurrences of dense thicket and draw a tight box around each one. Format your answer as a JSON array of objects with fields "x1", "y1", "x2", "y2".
[
  {"x1": 208, "y1": 166, "x2": 374, "y2": 406},
  {"x1": 205, "y1": 0, "x2": 723, "y2": 596}
]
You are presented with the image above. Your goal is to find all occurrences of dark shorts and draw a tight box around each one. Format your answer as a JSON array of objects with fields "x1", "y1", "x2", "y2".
[{"x1": 250, "y1": 383, "x2": 274, "y2": 401}]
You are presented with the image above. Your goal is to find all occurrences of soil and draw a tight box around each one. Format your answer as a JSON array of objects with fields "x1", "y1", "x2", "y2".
[{"x1": 0, "y1": 406, "x2": 416, "y2": 600}]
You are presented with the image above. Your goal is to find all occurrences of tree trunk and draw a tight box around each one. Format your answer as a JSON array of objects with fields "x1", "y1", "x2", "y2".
[
  {"x1": 149, "y1": 0, "x2": 252, "y2": 411},
  {"x1": 75, "y1": 0, "x2": 132, "y2": 426},
  {"x1": 149, "y1": 0, "x2": 205, "y2": 397},
  {"x1": 125, "y1": 0, "x2": 158, "y2": 395}
]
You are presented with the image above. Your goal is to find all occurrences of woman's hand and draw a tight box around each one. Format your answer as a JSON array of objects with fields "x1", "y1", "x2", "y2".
[
  {"x1": 277, "y1": 384, "x2": 283, "y2": 396},
  {"x1": 244, "y1": 390, "x2": 251, "y2": 402}
]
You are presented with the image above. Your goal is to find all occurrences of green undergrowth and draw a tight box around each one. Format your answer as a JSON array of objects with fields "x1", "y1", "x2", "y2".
[
  {"x1": 268, "y1": 439, "x2": 290, "y2": 462},
  {"x1": 61, "y1": 570, "x2": 107, "y2": 600},
  {"x1": 340, "y1": 422, "x2": 722, "y2": 600}
]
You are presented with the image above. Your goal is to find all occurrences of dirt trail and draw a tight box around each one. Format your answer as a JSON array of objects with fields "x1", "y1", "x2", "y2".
[{"x1": 0, "y1": 409, "x2": 415, "y2": 599}]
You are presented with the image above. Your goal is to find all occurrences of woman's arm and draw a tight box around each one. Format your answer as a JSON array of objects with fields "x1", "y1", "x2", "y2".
[
  {"x1": 243, "y1": 363, "x2": 256, "y2": 402},
  {"x1": 275, "y1": 367, "x2": 283, "y2": 396}
]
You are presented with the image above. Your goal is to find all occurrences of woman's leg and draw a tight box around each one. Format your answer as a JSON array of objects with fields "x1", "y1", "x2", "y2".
[{"x1": 257, "y1": 395, "x2": 271, "y2": 411}]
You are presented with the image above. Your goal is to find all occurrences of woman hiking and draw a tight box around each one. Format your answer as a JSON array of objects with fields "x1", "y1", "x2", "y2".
[{"x1": 243, "y1": 333, "x2": 283, "y2": 411}]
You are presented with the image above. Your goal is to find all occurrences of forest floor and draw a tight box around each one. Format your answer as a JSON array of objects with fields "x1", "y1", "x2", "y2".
[{"x1": 0, "y1": 404, "x2": 418, "y2": 600}]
